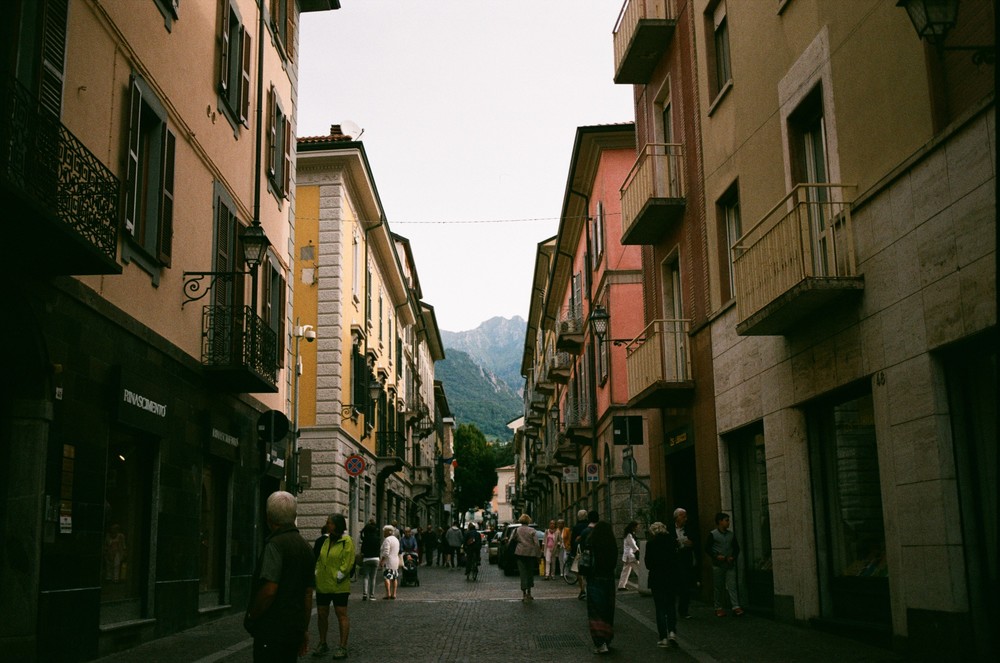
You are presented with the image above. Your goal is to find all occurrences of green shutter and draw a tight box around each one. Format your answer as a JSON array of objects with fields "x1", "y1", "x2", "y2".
[
  {"x1": 157, "y1": 128, "x2": 175, "y2": 265},
  {"x1": 123, "y1": 77, "x2": 142, "y2": 236}
]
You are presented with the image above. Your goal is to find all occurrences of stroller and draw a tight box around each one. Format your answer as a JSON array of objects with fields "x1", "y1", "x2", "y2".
[{"x1": 400, "y1": 551, "x2": 420, "y2": 587}]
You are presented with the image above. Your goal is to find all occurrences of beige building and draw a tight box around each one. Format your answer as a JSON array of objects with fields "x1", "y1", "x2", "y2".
[
  {"x1": 2, "y1": 0, "x2": 341, "y2": 660},
  {"x1": 683, "y1": 0, "x2": 992, "y2": 657},
  {"x1": 293, "y1": 126, "x2": 449, "y2": 539}
]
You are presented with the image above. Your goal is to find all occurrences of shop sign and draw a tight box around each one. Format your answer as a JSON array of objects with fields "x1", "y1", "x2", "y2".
[
  {"x1": 116, "y1": 367, "x2": 170, "y2": 435},
  {"x1": 666, "y1": 425, "x2": 694, "y2": 454}
]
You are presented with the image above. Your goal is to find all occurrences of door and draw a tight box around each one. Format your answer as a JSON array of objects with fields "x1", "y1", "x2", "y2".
[
  {"x1": 660, "y1": 256, "x2": 686, "y2": 381},
  {"x1": 728, "y1": 422, "x2": 774, "y2": 612}
]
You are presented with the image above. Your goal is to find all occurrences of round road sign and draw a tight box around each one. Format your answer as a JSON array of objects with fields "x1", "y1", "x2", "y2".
[{"x1": 344, "y1": 454, "x2": 366, "y2": 476}]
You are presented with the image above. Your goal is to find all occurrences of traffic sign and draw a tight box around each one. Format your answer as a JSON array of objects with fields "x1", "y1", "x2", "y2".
[
  {"x1": 585, "y1": 463, "x2": 599, "y2": 483},
  {"x1": 344, "y1": 454, "x2": 366, "y2": 477}
]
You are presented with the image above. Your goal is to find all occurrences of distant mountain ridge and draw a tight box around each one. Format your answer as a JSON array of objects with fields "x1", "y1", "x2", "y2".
[{"x1": 437, "y1": 316, "x2": 526, "y2": 441}]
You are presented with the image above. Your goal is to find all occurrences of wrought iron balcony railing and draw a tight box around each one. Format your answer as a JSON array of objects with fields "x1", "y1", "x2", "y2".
[
  {"x1": 625, "y1": 318, "x2": 694, "y2": 407},
  {"x1": 201, "y1": 305, "x2": 278, "y2": 392},
  {"x1": 376, "y1": 431, "x2": 405, "y2": 458},
  {"x1": 732, "y1": 184, "x2": 862, "y2": 335},
  {"x1": 2, "y1": 73, "x2": 120, "y2": 274},
  {"x1": 621, "y1": 142, "x2": 686, "y2": 245}
]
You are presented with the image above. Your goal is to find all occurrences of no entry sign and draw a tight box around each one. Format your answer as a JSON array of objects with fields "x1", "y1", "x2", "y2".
[{"x1": 344, "y1": 454, "x2": 366, "y2": 476}]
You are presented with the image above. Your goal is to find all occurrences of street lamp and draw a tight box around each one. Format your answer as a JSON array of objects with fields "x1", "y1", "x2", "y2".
[
  {"x1": 181, "y1": 222, "x2": 272, "y2": 308},
  {"x1": 589, "y1": 305, "x2": 610, "y2": 344},
  {"x1": 896, "y1": 0, "x2": 995, "y2": 63},
  {"x1": 341, "y1": 378, "x2": 383, "y2": 417}
]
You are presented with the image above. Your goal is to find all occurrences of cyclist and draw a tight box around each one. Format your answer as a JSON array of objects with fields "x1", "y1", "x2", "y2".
[{"x1": 463, "y1": 522, "x2": 483, "y2": 581}]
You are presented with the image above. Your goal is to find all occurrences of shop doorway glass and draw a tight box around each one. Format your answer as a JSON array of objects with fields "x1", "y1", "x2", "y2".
[
  {"x1": 100, "y1": 431, "x2": 155, "y2": 624},
  {"x1": 727, "y1": 422, "x2": 773, "y2": 612},
  {"x1": 808, "y1": 390, "x2": 889, "y2": 627},
  {"x1": 199, "y1": 460, "x2": 231, "y2": 608}
]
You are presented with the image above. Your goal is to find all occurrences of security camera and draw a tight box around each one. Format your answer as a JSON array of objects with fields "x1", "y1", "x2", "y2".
[{"x1": 304, "y1": 329, "x2": 317, "y2": 342}]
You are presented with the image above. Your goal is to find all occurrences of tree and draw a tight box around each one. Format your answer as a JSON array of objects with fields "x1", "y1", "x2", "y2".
[
  {"x1": 492, "y1": 439, "x2": 515, "y2": 468},
  {"x1": 453, "y1": 423, "x2": 498, "y2": 514}
]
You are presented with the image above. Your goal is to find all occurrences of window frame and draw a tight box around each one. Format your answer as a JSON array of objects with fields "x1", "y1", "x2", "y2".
[
  {"x1": 218, "y1": 0, "x2": 251, "y2": 131},
  {"x1": 705, "y1": 0, "x2": 734, "y2": 110},
  {"x1": 718, "y1": 181, "x2": 742, "y2": 304},
  {"x1": 269, "y1": 0, "x2": 296, "y2": 63},
  {"x1": 122, "y1": 74, "x2": 175, "y2": 279},
  {"x1": 266, "y1": 86, "x2": 291, "y2": 200}
]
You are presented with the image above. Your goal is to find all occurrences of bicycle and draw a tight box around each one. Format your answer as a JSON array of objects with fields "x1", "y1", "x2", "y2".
[{"x1": 464, "y1": 546, "x2": 481, "y2": 581}]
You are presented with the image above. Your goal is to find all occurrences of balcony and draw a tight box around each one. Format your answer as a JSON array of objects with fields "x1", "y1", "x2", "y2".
[
  {"x1": 613, "y1": 0, "x2": 679, "y2": 84},
  {"x1": 376, "y1": 431, "x2": 405, "y2": 476},
  {"x1": 548, "y1": 351, "x2": 572, "y2": 383},
  {"x1": 625, "y1": 319, "x2": 694, "y2": 408},
  {"x1": 565, "y1": 398, "x2": 593, "y2": 443},
  {"x1": 202, "y1": 305, "x2": 278, "y2": 392},
  {"x1": 621, "y1": 143, "x2": 686, "y2": 245},
  {"x1": 2, "y1": 74, "x2": 120, "y2": 275},
  {"x1": 556, "y1": 304, "x2": 584, "y2": 353},
  {"x1": 412, "y1": 464, "x2": 433, "y2": 489},
  {"x1": 733, "y1": 184, "x2": 863, "y2": 336}
]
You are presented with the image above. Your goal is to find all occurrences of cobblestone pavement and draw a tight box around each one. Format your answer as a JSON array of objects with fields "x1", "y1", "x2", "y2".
[{"x1": 93, "y1": 551, "x2": 905, "y2": 663}]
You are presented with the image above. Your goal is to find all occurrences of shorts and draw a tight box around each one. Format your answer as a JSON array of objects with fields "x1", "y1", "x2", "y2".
[{"x1": 315, "y1": 592, "x2": 349, "y2": 608}]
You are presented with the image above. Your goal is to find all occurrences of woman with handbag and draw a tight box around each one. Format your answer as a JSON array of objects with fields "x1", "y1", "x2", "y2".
[
  {"x1": 618, "y1": 520, "x2": 641, "y2": 590},
  {"x1": 583, "y1": 520, "x2": 619, "y2": 654},
  {"x1": 512, "y1": 514, "x2": 541, "y2": 601},
  {"x1": 378, "y1": 525, "x2": 400, "y2": 600}
]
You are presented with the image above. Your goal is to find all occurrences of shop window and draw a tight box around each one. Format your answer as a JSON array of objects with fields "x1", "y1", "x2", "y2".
[
  {"x1": 809, "y1": 390, "x2": 890, "y2": 625},
  {"x1": 199, "y1": 461, "x2": 231, "y2": 608},
  {"x1": 101, "y1": 432, "x2": 155, "y2": 624}
]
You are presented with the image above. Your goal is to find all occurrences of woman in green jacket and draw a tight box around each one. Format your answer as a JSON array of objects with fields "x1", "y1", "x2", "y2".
[{"x1": 313, "y1": 514, "x2": 354, "y2": 660}]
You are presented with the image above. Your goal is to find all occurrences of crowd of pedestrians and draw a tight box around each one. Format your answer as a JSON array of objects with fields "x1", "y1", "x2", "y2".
[{"x1": 242, "y1": 491, "x2": 746, "y2": 661}]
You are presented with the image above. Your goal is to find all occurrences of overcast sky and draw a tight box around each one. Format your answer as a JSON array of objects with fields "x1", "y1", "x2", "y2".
[{"x1": 298, "y1": 1, "x2": 633, "y2": 332}]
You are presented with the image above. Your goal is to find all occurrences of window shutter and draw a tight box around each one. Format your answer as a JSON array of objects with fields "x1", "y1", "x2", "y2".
[
  {"x1": 38, "y1": 0, "x2": 68, "y2": 118},
  {"x1": 266, "y1": 88, "x2": 276, "y2": 177},
  {"x1": 239, "y1": 28, "x2": 251, "y2": 125},
  {"x1": 124, "y1": 77, "x2": 142, "y2": 236},
  {"x1": 214, "y1": 202, "x2": 232, "y2": 308},
  {"x1": 157, "y1": 128, "x2": 175, "y2": 265},
  {"x1": 353, "y1": 350, "x2": 368, "y2": 412},
  {"x1": 285, "y1": 2, "x2": 296, "y2": 61},
  {"x1": 219, "y1": 0, "x2": 231, "y2": 94},
  {"x1": 282, "y1": 114, "x2": 291, "y2": 196},
  {"x1": 276, "y1": 268, "x2": 286, "y2": 367}
]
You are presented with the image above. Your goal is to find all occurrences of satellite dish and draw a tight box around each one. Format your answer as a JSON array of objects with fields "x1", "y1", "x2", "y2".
[{"x1": 340, "y1": 120, "x2": 363, "y2": 141}]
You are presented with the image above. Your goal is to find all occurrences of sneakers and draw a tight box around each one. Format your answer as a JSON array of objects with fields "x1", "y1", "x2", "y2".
[
  {"x1": 657, "y1": 638, "x2": 670, "y2": 648},
  {"x1": 331, "y1": 646, "x2": 348, "y2": 660},
  {"x1": 734, "y1": 607, "x2": 745, "y2": 616},
  {"x1": 312, "y1": 642, "x2": 329, "y2": 657},
  {"x1": 578, "y1": 590, "x2": 587, "y2": 600},
  {"x1": 715, "y1": 608, "x2": 727, "y2": 617},
  {"x1": 668, "y1": 632, "x2": 678, "y2": 646},
  {"x1": 593, "y1": 643, "x2": 609, "y2": 654}
]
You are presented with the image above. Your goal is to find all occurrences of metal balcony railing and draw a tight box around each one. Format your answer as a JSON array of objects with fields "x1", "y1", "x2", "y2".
[
  {"x1": 2, "y1": 73, "x2": 119, "y2": 271},
  {"x1": 625, "y1": 319, "x2": 691, "y2": 398},
  {"x1": 565, "y1": 397, "x2": 591, "y2": 429},
  {"x1": 376, "y1": 431, "x2": 405, "y2": 458},
  {"x1": 613, "y1": 0, "x2": 678, "y2": 83},
  {"x1": 732, "y1": 184, "x2": 858, "y2": 328},
  {"x1": 202, "y1": 305, "x2": 278, "y2": 390},
  {"x1": 621, "y1": 142, "x2": 685, "y2": 242}
]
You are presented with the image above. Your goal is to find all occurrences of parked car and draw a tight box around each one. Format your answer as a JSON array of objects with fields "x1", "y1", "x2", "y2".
[
  {"x1": 497, "y1": 522, "x2": 540, "y2": 576},
  {"x1": 488, "y1": 531, "x2": 502, "y2": 564}
]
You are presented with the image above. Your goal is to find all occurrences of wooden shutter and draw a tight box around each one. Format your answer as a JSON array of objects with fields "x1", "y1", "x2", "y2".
[
  {"x1": 214, "y1": 201, "x2": 232, "y2": 308},
  {"x1": 239, "y1": 27, "x2": 251, "y2": 124},
  {"x1": 124, "y1": 78, "x2": 142, "y2": 236},
  {"x1": 38, "y1": 0, "x2": 68, "y2": 118},
  {"x1": 266, "y1": 87, "x2": 276, "y2": 177},
  {"x1": 353, "y1": 350, "x2": 368, "y2": 411},
  {"x1": 282, "y1": 113, "x2": 291, "y2": 195},
  {"x1": 219, "y1": 0, "x2": 230, "y2": 94},
  {"x1": 157, "y1": 128, "x2": 175, "y2": 265},
  {"x1": 285, "y1": 1, "x2": 296, "y2": 61}
]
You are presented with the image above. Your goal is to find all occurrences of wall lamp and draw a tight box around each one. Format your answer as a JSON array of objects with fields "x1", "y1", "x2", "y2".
[
  {"x1": 341, "y1": 378, "x2": 383, "y2": 417},
  {"x1": 588, "y1": 305, "x2": 635, "y2": 346},
  {"x1": 897, "y1": 0, "x2": 995, "y2": 65},
  {"x1": 182, "y1": 223, "x2": 271, "y2": 308}
]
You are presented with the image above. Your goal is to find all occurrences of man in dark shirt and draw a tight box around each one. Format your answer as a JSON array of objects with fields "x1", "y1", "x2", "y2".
[{"x1": 245, "y1": 491, "x2": 315, "y2": 662}]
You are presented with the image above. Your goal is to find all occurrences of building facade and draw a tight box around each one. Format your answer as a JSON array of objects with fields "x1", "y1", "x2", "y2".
[
  {"x1": 519, "y1": 123, "x2": 656, "y2": 534},
  {"x1": 613, "y1": 0, "x2": 995, "y2": 657},
  {"x1": 1, "y1": 0, "x2": 340, "y2": 660},
  {"x1": 293, "y1": 127, "x2": 449, "y2": 540}
]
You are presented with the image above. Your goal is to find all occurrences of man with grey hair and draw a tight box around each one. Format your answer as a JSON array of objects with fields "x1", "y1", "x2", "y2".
[
  {"x1": 671, "y1": 507, "x2": 697, "y2": 620},
  {"x1": 244, "y1": 491, "x2": 315, "y2": 662}
]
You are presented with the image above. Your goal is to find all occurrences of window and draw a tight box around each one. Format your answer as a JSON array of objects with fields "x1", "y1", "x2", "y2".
[
  {"x1": 660, "y1": 254, "x2": 687, "y2": 381},
  {"x1": 788, "y1": 86, "x2": 831, "y2": 275},
  {"x1": 13, "y1": 0, "x2": 68, "y2": 118},
  {"x1": 218, "y1": 0, "x2": 251, "y2": 128},
  {"x1": 269, "y1": 0, "x2": 296, "y2": 61},
  {"x1": 378, "y1": 289, "x2": 384, "y2": 343},
  {"x1": 266, "y1": 86, "x2": 291, "y2": 199},
  {"x1": 153, "y1": 0, "x2": 179, "y2": 31},
  {"x1": 718, "y1": 182, "x2": 742, "y2": 303},
  {"x1": 212, "y1": 185, "x2": 244, "y2": 310},
  {"x1": 706, "y1": 1, "x2": 733, "y2": 103},
  {"x1": 123, "y1": 75, "x2": 175, "y2": 270},
  {"x1": 365, "y1": 261, "x2": 373, "y2": 326},
  {"x1": 262, "y1": 252, "x2": 287, "y2": 367},
  {"x1": 591, "y1": 202, "x2": 605, "y2": 269},
  {"x1": 352, "y1": 231, "x2": 361, "y2": 300}
]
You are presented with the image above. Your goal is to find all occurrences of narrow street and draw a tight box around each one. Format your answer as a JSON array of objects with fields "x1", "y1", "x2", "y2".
[{"x1": 93, "y1": 550, "x2": 903, "y2": 663}]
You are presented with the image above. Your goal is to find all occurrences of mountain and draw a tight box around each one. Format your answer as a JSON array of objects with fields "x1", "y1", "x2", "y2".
[{"x1": 437, "y1": 316, "x2": 526, "y2": 441}]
